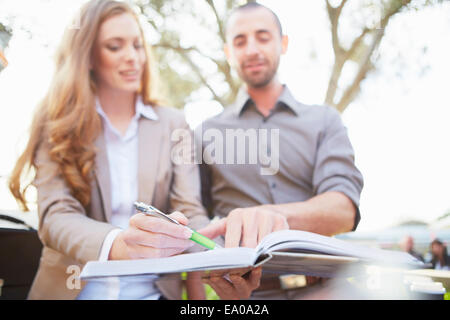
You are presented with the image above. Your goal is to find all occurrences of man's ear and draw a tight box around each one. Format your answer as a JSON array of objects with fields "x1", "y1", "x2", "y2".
[{"x1": 281, "y1": 35, "x2": 288, "y2": 55}]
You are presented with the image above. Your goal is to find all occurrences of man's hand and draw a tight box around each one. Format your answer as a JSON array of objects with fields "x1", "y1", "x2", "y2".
[
  {"x1": 199, "y1": 205, "x2": 289, "y2": 248},
  {"x1": 196, "y1": 206, "x2": 287, "y2": 300},
  {"x1": 203, "y1": 267, "x2": 262, "y2": 300},
  {"x1": 109, "y1": 211, "x2": 194, "y2": 260}
]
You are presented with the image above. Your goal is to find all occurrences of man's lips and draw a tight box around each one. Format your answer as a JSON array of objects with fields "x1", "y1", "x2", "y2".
[{"x1": 243, "y1": 61, "x2": 266, "y2": 72}]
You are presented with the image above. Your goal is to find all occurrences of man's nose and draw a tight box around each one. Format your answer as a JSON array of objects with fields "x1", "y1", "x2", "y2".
[{"x1": 245, "y1": 38, "x2": 260, "y2": 56}]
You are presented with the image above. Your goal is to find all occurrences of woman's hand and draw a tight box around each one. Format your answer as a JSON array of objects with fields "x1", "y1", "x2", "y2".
[{"x1": 109, "y1": 211, "x2": 194, "y2": 260}]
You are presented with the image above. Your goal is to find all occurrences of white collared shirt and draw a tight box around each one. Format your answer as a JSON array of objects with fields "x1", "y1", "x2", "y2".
[
  {"x1": 95, "y1": 97, "x2": 158, "y2": 230},
  {"x1": 77, "y1": 97, "x2": 160, "y2": 300}
]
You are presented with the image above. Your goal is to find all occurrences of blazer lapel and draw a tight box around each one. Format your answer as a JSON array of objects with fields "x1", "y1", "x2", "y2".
[
  {"x1": 94, "y1": 131, "x2": 112, "y2": 222},
  {"x1": 137, "y1": 117, "x2": 163, "y2": 205}
]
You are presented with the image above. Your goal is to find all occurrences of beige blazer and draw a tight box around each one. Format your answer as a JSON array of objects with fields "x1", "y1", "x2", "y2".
[{"x1": 28, "y1": 105, "x2": 209, "y2": 300}]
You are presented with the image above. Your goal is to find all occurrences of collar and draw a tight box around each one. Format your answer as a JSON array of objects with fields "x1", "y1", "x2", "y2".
[
  {"x1": 95, "y1": 95, "x2": 159, "y2": 121},
  {"x1": 232, "y1": 85, "x2": 303, "y2": 117},
  {"x1": 135, "y1": 96, "x2": 159, "y2": 121}
]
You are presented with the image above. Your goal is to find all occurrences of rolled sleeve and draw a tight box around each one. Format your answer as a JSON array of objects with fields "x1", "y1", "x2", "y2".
[{"x1": 312, "y1": 107, "x2": 364, "y2": 229}]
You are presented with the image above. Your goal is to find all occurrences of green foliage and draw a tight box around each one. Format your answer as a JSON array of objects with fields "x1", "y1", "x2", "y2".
[
  {"x1": 205, "y1": 284, "x2": 220, "y2": 300},
  {"x1": 181, "y1": 283, "x2": 220, "y2": 300},
  {"x1": 437, "y1": 211, "x2": 450, "y2": 221},
  {"x1": 181, "y1": 272, "x2": 220, "y2": 300},
  {"x1": 154, "y1": 47, "x2": 203, "y2": 108}
]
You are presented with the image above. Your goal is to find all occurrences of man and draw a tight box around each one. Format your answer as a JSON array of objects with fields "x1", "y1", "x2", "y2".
[
  {"x1": 196, "y1": 2, "x2": 364, "y2": 299},
  {"x1": 399, "y1": 235, "x2": 424, "y2": 262}
]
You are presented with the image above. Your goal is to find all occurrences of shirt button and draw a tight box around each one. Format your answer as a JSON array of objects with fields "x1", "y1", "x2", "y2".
[{"x1": 271, "y1": 182, "x2": 276, "y2": 189}]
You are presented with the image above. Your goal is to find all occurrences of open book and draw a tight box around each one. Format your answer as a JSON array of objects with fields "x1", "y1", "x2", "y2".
[{"x1": 80, "y1": 230, "x2": 423, "y2": 281}]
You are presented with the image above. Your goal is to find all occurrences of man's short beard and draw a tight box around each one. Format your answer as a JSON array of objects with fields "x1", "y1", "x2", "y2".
[
  {"x1": 246, "y1": 75, "x2": 273, "y2": 88},
  {"x1": 239, "y1": 60, "x2": 279, "y2": 89}
]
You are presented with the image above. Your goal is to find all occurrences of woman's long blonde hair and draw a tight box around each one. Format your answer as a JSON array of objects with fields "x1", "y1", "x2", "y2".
[{"x1": 9, "y1": 0, "x2": 162, "y2": 211}]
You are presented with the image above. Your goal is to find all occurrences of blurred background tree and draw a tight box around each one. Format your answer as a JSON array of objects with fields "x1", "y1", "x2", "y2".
[
  {"x1": 323, "y1": 0, "x2": 444, "y2": 113},
  {"x1": 134, "y1": 0, "x2": 254, "y2": 109},
  {"x1": 133, "y1": 0, "x2": 444, "y2": 112},
  {"x1": 0, "y1": 0, "x2": 448, "y2": 229}
]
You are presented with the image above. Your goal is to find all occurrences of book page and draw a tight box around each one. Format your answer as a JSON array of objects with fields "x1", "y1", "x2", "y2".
[
  {"x1": 81, "y1": 230, "x2": 423, "y2": 280},
  {"x1": 255, "y1": 230, "x2": 422, "y2": 266},
  {"x1": 263, "y1": 252, "x2": 361, "y2": 278},
  {"x1": 80, "y1": 247, "x2": 257, "y2": 280}
]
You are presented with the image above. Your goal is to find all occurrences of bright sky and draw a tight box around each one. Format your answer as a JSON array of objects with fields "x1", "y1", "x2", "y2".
[{"x1": 0, "y1": 0, "x2": 449, "y2": 232}]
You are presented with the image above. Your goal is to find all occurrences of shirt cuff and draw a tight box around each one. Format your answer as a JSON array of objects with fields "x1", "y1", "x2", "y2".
[{"x1": 98, "y1": 228, "x2": 123, "y2": 262}]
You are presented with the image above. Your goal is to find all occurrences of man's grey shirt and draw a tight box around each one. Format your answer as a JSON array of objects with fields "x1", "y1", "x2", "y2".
[{"x1": 195, "y1": 86, "x2": 364, "y2": 230}]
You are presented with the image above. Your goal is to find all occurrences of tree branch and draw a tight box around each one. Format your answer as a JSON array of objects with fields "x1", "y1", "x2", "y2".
[
  {"x1": 176, "y1": 50, "x2": 225, "y2": 105},
  {"x1": 336, "y1": 0, "x2": 349, "y2": 16},
  {"x1": 324, "y1": 57, "x2": 346, "y2": 106},
  {"x1": 325, "y1": 0, "x2": 348, "y2": 56},
  {"x1": 205, "y1": 0, "x2": 226, "y2": 43},
  {"x1": 326, "y1": 0, "x2": 413, "y2": 112},
  {"x1": 336, "y1": 29, "x2": 383, "y2": 112},
  {"x1": 344, "y1": 27, "x2": 371, "y2": 61},
  {"x1": 154, "y1": 41, "x2": 239, "y2": 103},
  {"x1": 155, "y1": 42, "x2": 221, "y2": 62},
  {"x1": 135, "y1": 2, "x2": 161, "y2": 32},
  {"x1": 155, "y1": 42, "x2": 225, "y2": 77},
  {"x1": 324, "y1": 0, "x2": 351, "y2": 105},
  {"x1": 380, "y1": 0, "x2": 412, "y2": 29}
]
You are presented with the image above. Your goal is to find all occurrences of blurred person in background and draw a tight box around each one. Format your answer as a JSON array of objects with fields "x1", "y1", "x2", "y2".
[
  {"x1": 430, "y1": 239, "x2": 450, "y2": 270},
  {"x1": 8, "y1": 0, "x2": 208, "y2": 300},
  {"x1": 399, "y1": 235, "x2": 424, "y2": 262}
]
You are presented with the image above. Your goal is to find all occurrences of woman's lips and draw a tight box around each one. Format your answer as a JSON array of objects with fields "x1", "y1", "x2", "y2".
[{"x1": 119, "y1": 70, "x2": 140, "y2": 81}]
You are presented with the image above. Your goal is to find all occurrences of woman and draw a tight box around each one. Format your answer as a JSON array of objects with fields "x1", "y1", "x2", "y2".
[
  {"x1": 9, "y1": 0, "x2": 208, "y2": 300},
  {"x1": 430, "y1": 239, "x2": 450, "y2": 270}
]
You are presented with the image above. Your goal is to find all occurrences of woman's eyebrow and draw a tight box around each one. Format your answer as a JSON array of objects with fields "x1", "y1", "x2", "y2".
[{"x1": 102, "y1": 35, "x2": 141, "y2": 42}]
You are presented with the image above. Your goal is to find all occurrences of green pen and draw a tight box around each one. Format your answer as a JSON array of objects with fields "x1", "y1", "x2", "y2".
[{"x1": 134, "y1": 201, "x2": 222, "y2": 250}]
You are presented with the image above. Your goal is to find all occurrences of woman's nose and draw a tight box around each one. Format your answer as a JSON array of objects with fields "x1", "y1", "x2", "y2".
[{"x1": 124, "y1": 44, "x2": 139, "y2": 62}]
